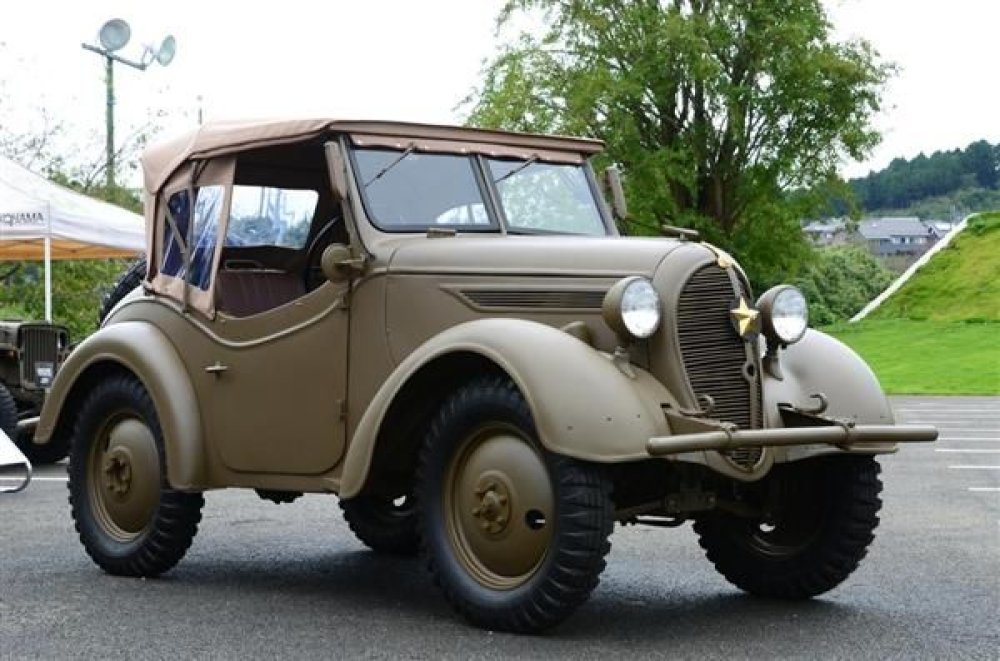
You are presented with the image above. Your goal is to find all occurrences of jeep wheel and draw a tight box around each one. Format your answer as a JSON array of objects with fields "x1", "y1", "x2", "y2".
[
  {"x1": 68, "y1": 374, "x2": 203, "y2": 577},
  {"x1": 0, "y1": 383, "x2": 17, "y2": 443},
  {"x1": 340, "y1": 494, "x2": 419, "y2": 555},
  {"x1": 98, "y1": 257, "x2": 146, "y2": 325},
  {"x1": 15, "y1": 427, "x2": 69, "y2": 465},
  {"x1": 416, "y1": 376, "x2": 613, "y2": 633},
  {"x1": 694, "y1": 455, "x2": 882, "y2": 599}
]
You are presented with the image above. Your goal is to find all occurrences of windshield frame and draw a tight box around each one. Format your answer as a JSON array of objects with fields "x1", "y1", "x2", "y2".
[{"x1": 346, "y1": 144, "x2": 613, "y2": 237}]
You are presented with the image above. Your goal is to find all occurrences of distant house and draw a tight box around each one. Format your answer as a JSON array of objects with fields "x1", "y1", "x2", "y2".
[
  {"x1": 858, "y1": 217, "x2": 938, "y2": 256},
  {"x1": 802, "y1": 218, "x2": 849, "y2": 246}
]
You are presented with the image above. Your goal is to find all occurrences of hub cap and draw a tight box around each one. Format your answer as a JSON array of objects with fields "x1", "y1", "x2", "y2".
[
  {"x1": 445, "y1": 425, "x2": 554, "y2": 589},
  {"x1": 87, "y1": 415, "x2": 160, "y2": 542}
]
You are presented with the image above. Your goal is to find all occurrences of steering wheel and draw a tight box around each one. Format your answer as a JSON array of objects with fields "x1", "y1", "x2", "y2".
[{"x1": 303, "y1": 216, "x2": 343, "y2": 292}]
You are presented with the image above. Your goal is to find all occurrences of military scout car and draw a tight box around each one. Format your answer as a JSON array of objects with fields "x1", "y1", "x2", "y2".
[
  {"x1": 35, "y1": 120, "x2": 937, "y2": 632},
  {"x1": 0, "y1": 320, "x2": 71, "y2": 464}
]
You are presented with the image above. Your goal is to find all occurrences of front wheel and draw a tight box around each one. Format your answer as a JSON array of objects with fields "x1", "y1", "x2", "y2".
[
  {"x1": 694, "y1": 455, "x2": 882, "y2": 599},
  {"x1": 416, "y1": 376, "x2": 614, "y2": 633},
  {"x1": 68, "y1": 374, "x2": 203, "y2": 577}
]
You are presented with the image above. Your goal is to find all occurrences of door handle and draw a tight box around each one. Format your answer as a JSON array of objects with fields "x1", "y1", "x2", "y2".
[{"x1": 205, "y1": 362, "x2": 229, "y2": 376}]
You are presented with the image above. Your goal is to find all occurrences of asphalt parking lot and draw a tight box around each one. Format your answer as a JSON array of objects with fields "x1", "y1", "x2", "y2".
[{"x1": 1, "y1": 396, "x2": 997, "y2": 659}]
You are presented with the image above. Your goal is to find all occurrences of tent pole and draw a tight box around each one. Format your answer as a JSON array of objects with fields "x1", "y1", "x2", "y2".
[{"x1": 44, "y1": 205, "x2": 52, "y2": 322}]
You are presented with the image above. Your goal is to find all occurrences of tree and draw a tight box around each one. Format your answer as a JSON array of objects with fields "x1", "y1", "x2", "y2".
[{"x1": 464, "y1": 0, "x2": 892, "y2": 287}]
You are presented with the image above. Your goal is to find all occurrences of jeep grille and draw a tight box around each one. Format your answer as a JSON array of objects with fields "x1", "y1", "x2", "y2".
[
  {"x1": 675, "y1": 265, "x2": 762, "y2": 435},
  {"x1": 19, "y1": 326, "x2": 61, "y2": 390}
]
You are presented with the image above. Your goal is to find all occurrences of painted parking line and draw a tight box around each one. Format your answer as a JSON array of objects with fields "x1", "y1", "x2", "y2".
[
  {"x1": 934, "y1": 431, "x2": 1000, "y2": 435},
  {"x1": 0, "y1": 476, "x2": 68, "y2": 482},
  {"x1": 968, "y1": 487, "x2": 1000, "y2": 492},
  {"x1": 936, "y1": 449, "x2": 1000, "y2": 453},
  {"x1": 938, "y1": 437, "x2": 1000, "y2": 442},
  {"x1": 948, "y1": 465, "x2": 1000, "y2": 470}
]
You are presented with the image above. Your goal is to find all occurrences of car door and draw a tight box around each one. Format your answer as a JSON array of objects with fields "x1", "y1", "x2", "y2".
[{"x1": 198, "y1": 181, "x2": 349, "y2": 476}]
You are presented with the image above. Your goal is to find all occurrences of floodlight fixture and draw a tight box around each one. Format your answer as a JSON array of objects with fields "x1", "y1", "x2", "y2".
[
  {"x1": 156, "y1": 36, "x2": 177, "y2": 66},
  {"x1": 98, "y1": 19, "x2": 131, "y2": 52},
  {"x1": 82, "y1": 20, "x2": 178, "y2": 191}
]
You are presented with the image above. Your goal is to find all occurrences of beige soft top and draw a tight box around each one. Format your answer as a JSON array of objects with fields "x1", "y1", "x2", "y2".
[{"x1": 141, "y1": 119, "x2": 604, "y2": 194}]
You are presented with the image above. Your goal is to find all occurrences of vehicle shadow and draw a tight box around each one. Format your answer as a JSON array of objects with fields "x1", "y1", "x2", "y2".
[{"x1": 155, "y1": 547, "x2": 867, "y2": 644}]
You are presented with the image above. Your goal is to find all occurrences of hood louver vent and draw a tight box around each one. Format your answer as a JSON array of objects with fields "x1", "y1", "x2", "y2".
[{"x1": 460, "y1": 289, "x2": 606, "y2": 311}]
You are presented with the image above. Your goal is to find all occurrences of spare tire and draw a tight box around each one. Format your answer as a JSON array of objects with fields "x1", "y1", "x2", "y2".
[{"x1": 98, "y1": 257, "x2": 147, "y2": 325}]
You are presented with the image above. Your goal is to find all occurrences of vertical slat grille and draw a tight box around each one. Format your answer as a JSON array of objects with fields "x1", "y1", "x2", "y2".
[
  {"x1": 676, "y1": 265, "x2": 759, "y2": 430},
  {"x1": 20, "y1": 327, "x2": 59, "y2": 389}
]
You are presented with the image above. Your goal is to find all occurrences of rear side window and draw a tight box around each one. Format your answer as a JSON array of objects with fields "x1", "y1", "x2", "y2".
[
  {"x1": 226, "y1": 186, "x2": 317, "y2": 249},
  {"x1": 161, "y1": 186, "x2": 225, "y2": 291}
]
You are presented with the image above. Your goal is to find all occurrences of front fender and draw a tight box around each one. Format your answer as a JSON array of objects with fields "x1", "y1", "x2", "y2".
[
  {"x1": 36, "y1": 321, "x2": 206, "y2": 489},
  {"x1": 340, "y1": 318, "x2": 675, "y2": 498}
]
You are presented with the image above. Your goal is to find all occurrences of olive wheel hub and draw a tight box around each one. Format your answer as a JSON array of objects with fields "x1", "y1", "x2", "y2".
[
  {"x1": 446, "y1": 428, "x2": 555, "y2": 589},
  {"x1": 88, "y1": 417, "x2": 161, "y2": 541},
  {"x1": 471, "y1": 479, "x2": 512, "y2": 535}
]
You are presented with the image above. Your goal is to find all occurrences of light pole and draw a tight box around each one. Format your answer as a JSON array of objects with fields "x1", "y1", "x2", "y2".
[{"x1": 81, "y1": 19, "x2": 176, "y2": 192}]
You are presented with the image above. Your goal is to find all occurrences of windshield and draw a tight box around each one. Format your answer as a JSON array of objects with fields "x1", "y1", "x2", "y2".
[
  {"x1": 351, "y1": 146, "x2": 609, "y2": 235},
  {"x1": 353, "y1": 149, "x2": 494, "y2": 230},
  {"x1": 488, "y1": 159, "x2": 607, "y2": 236}
]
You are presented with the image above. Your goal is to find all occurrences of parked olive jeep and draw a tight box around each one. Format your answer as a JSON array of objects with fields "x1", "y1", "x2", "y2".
[
  {"x1": 0, "y1": 319, "x2": 70, "y2": 464},
  {"x1": 36, "y1": 120, "x2": 937, "y2": 632}
]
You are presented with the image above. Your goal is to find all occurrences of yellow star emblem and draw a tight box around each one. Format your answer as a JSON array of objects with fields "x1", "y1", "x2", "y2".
[{"x1": 730, "y1": 297, "x2": 760, "y2": 338}]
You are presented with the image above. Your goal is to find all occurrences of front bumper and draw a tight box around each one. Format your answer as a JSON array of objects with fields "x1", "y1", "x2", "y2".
[{"x1": 648, "y1": 423, "x2": 938, "y2": 457}]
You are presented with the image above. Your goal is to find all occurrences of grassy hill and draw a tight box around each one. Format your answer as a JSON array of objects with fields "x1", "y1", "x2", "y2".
[
  {"x1": 872, "y1": 212, "x2": 1000, "y2": 321},
  {"x1": 825, "y1": 212, "x2": 999, "y2": 394}
]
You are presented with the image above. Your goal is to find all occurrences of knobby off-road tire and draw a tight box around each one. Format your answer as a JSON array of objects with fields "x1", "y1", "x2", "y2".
[
  {"x1": 416, "y1": 376, "x2": 614, "y2": 633},
  {"x1": 98, "y1": 257, "x2": 147, "y2": 325},
  {"x1": 0, "y1": 384, "x2": 65, "y2": 464},
  {"x1": 15, "y1": 427, "x2": 69, "y2": 465},
  {"x1": 0, "y1": 383, "x2": 17, "y2": 442},
  {"x1": 340, "y1": 494, "x2": 419, "y2": 556},
  {"x1": 694, "y1": 455, "x2": 882, "y2": 599},
  {"x1": 68, "y1": 374, "x2": 203, "y2": 577}
]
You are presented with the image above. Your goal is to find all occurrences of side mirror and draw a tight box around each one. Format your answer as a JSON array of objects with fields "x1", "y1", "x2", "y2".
[
  {"x1": 605, "y1": 166, "x2": 628, "y2": 221},
  {"x1": 320, "y1": 243, "x2": 355, "y2": 283}
]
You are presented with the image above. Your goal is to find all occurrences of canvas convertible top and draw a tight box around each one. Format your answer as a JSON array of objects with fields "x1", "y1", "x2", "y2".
[{"x1": 141, "y1": 119, "x2": 605, "y2": 195}]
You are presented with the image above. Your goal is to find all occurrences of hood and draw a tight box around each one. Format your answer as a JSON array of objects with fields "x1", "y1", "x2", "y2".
[{"x1": 387, "y1": 235, "x2": 686, "y2": 277}]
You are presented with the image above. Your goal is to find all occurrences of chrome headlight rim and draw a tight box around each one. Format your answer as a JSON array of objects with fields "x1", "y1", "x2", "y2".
[
  {"x1": 757, "y1": 284, "x2": 809, "y2": 345},
  {"x1": 602, "y1": 276, "x2": 662, "y2": 340}
]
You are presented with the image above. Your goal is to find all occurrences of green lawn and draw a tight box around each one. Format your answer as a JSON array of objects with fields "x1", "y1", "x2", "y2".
[
  {"x1": 872, "y1": 212, "x2": 1000, "y2": 322},
  {"x1": 823, "y1": 320, "x2": 999, "y2": 395}
]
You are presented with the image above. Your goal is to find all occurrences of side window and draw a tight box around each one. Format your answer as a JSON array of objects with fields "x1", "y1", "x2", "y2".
[
  {"x1": 189, "y1": 186, "x2": 225, "y2": 291},
  {"x1": 226, "y1": 186, "x2": 317, "y2": 248},
  {"x1": 162, "y1": 190, "x2": 191, "y2": 278},
  {"x1": 161, "y1": 186, "x2": 225, "y2": 291}
]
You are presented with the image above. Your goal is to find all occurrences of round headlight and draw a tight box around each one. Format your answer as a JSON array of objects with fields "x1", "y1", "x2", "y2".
[
  {"x1": 757, "y1": 285, "x2": 809, "y2": 345},
  {"x1": 603, "y1": 276, "x2": 662, "y2": 340}
]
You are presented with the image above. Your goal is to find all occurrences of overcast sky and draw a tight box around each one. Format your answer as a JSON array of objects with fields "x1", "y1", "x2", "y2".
[{"x1": 1, "y1": 0, "x2": 997, "y2": 181}]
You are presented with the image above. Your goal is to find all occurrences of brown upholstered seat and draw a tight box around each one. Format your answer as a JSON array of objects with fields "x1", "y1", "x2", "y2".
[{"x1": 216, "y1": 269, "x2": 305, "y2": 318}]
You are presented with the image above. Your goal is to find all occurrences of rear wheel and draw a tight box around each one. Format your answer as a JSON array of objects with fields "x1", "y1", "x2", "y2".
[
  {"x1": 340, "y1": 493, "x2": 419, "y2": 555},
  {"x1": 694, "y1": 455, "x2": 882, "y2": 599},
  {"x1": 68, "y1": 374, "x2": 203, "y2": 577},
  {"x1": 0, "y1": 383, "x2": 17, "y2": 442},
  {"x1": 417, "y1": 376, "x2": 614, "y2": 633}
]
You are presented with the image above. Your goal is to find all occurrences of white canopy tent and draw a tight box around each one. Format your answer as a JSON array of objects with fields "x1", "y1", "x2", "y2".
[{"x1": 0, "y1": 155, "x2": 144, "y2": 321}]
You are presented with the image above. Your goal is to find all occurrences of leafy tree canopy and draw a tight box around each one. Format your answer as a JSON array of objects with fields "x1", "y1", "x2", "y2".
[{"x1": 464, "y1": 0, "x2": 892, "y2": 288}]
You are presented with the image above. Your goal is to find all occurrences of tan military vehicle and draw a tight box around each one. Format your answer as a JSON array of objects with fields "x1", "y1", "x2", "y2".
[{"x1": 36, "y1": 120, "x2": 937, "y2": 632}]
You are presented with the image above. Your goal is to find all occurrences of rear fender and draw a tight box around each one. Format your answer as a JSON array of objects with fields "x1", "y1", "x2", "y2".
[{"x1": 35, "y1": 321, "x2": 206, "y2": 489}]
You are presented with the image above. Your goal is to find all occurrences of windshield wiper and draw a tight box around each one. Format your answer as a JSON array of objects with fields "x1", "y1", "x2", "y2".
[
  {"x1": 493, "y1": 155, "x2": 538, "y2": 184},
  {"x1": 364, "y1": 142, "x2": 416, "y2": 188}
]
